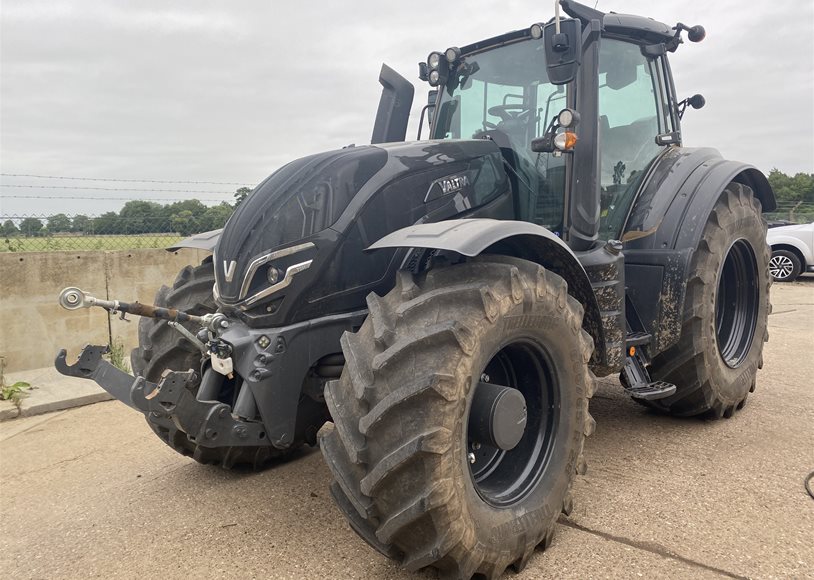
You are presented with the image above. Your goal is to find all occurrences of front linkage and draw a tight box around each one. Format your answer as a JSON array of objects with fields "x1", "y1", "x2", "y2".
[
  {"x1": 55, "y1": 288, "x2": 271, "y2": 447},
  {"x1": 55, "y1": 287, "x2": 268, "y2": 449},
  {"x1": 55, "y1": 286, "x2": 364, "y2": 453},
  {"x1": 55, "y1": 345, "x2": 266, "y2": 448}
]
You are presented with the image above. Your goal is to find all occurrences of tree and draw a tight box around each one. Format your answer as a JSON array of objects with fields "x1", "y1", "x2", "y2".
[
  {"x1": 171, "y1": 210, "x2": 198, "y2": 236},
  {"x1": 2, "y1": 220, "x2": 18, "y2": 237},
  {"x1": 164, "y1": 199, "x2": 207, "y2": 218},
  {"x1": 119, "y1": 200, "x2": 163, "y2": 234},
  {"x1": 19, "y1": 217, "x2": 44, "y2": 237},
  {"x1": 72, "y1": 214, "x2": 91, "y2": 234},
  {"x1": 164, "y1": 199, "x2": 207, "y2": 234},
  {"x1": 768, "y1": 169, "x2": 814, "y2": 202},
  {"x1": 767, "y1": 169, "x2": 814, "y2": 222},
  {"x1": 233, "y1": 187, "x2": 252, "y2": 207},
  {"x1": 199, "y1": 203, "x2": 233, "y2": 231},
  {"x1": 94, "y1": 212, "x2": 122, "y2": 235},
  {"x1": 47, "y1": 213, "x2": 72, "y2": 233}
]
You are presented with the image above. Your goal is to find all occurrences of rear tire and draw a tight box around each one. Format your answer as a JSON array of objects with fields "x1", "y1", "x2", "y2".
[
  {"x1": 131, "y1": 258, "x2": 293, "y2": 469},
  {"x1": 320, "y1": 257, "x2": 595, "y2": 578},
  {"x1": 646, "y1": 183, "x2": 770, "y2": 418}
]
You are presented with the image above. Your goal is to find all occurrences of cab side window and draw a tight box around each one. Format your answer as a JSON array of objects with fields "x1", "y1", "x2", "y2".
[{"x1": 598, "y1": 39, "x2": 666, "y2": 239}]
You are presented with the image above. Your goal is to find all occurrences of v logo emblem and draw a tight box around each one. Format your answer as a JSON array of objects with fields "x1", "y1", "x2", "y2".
[{"x1": 223, "y1": 260, "x2": 237, "y2": 283}]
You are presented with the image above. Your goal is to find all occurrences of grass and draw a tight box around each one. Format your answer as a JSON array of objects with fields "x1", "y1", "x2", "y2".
[
  {"x1": 2, "y1": 234, "x2": 183, "y2": 253},
  {"x1": 0, "y1": 357, "x2": 32, "y2": 411},
  {"x1": 106, "y1": 338, "x2": 130, "y2": 373}
]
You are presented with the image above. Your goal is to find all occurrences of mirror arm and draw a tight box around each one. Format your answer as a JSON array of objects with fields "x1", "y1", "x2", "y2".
[{"x1": 417, "y1": 105, "x2": 431, "y2": 140}]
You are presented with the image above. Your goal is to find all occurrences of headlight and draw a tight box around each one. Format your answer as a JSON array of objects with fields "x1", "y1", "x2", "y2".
[
  {"x1": 267, "y1": 265, "x2": 282, "y2": 285},
  {"x1": 445, "y1": 46, "x2": 461, "y2": 63},
  {"x1": 530, "y1": 23, "x2": 544, "y2": 39},
  {"x1": 428, "y1": 69, "x2": 441, "y2": 86},
  {"x1": 427, "y1": 51, "x2": 442, "y2": 70},
  {"x1": 557, "y1": 108, "x2": 580, "y2": 128}
]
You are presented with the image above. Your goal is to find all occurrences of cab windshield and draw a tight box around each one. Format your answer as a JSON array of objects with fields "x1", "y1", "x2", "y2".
[{"x1": 431, "y1": 39, "x2": 568, "y2": 234}]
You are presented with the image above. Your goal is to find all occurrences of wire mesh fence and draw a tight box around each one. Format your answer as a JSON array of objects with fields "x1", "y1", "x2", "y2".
[
  {"x1": 764, "y1": 201, "x2": 814, "y2": 225},
  {"x1": 2, "y1": 200, "x2": 811, "y2": 253},
  {"x1": 0, "y1": 212, "x2": 229, "y2": 252}
]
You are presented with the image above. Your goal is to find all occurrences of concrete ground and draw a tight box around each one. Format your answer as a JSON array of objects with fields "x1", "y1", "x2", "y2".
[
  {"x1": 1, "y1": 279, "x2": 812, "y2": 579},
  {"x1": 0, "y1": 366, "x2": 112, "y2": 421}
]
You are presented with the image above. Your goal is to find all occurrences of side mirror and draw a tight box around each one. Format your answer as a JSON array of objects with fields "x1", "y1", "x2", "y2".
[
  {"x1": 677, "y1": 93, "x2": 705, "y2": 119},
  {"x1": 687, "y1": 25, "x2": 706, "y2": 43},
  {"x1": 688, "y1": 94, "x2": 706, "y2": 109},
  {"x1": 544, "y1": 18, "x2": 582, "y2": 85}
]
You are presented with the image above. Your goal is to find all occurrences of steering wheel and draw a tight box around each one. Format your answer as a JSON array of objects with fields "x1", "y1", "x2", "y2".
[{"x1": 487, "y1": 104, "x2": 531, "y2": 123}]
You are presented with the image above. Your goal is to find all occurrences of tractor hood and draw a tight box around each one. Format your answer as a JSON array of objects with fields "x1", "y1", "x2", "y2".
[{"x1": 213, "y1": 139, "x2": 507, "y2": 312}]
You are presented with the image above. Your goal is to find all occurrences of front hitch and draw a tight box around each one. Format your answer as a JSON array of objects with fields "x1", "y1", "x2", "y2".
[{"x1": 55, "y1": 346, "x2": 270, "y2": 448}]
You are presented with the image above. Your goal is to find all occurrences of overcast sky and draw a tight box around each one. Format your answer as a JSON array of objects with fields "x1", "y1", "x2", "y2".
[{"x1": 1, "y1": 0, "x2": 812, "y2": 216}]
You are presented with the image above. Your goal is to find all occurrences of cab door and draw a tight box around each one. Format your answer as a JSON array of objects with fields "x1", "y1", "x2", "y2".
[{"x1": 597, "y1": 38, "x2": 674, "y2": 240}]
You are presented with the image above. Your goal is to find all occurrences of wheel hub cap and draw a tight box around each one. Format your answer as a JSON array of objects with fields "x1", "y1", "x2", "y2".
[
  {"x1": 469, "y1": 381, "x2": 528, "y2": 451},
  {"x1": 769, "y1": 255, "x2": 794, "y2": 280},
  {"x1": 466, "y1": 340, "x2": 559, "y2": 507}
]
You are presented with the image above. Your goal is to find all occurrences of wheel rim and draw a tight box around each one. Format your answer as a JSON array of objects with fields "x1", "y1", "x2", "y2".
[
  {"x1": 715, "y1": 239, "x2": 760, "y2": 368},
  {"x1": 768, "y1": 254, "x2": 794, "y2": 280},
  {"x1": 467, "y1": 339, "x2": 559, "y2": 507}
]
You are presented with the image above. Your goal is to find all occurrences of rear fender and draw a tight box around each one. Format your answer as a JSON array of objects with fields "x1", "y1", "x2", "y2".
[
  {"x1": 622, "y1": 147, "x2": 775, "y2": 353},
  {"x1": 369, "y1": 219, "x2": 607, "y2": 369}
]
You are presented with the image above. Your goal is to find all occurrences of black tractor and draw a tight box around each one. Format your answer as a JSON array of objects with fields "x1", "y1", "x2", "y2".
[{"x1": 56, "y1": 1, "x2": 774, "y2": 577}]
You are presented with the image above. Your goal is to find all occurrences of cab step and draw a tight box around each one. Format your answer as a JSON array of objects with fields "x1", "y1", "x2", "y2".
[
  {"x1": 622, "y1": 345, "x2": 677, "y2": 401},
  {"x1": 623, "y1": 380, "x2": 677, "y2": 400},
  {"x1": 625, "y1": 331, "x2": 651, "y2": 347}
]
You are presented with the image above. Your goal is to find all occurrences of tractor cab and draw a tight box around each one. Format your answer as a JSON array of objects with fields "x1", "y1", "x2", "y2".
[
  {"x1": 411, "y1": 0, "x2": 706, "y2": 250},
  {"x1": 430, "y1": 35, "x2": 569, "y2": 236}
]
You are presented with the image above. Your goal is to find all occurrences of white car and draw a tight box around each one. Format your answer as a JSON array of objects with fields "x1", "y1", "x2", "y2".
[{"x1": 766, "y1": 221, "x2": 814, "y2": 281}]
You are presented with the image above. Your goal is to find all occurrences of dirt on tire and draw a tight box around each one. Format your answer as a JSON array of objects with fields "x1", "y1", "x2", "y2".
[
  {"x1": 320, "y1": 256, "x2": 595, "y2": 578},
  {"x1": 646, "y1": 183, "x2": 771, "y2": 418}
]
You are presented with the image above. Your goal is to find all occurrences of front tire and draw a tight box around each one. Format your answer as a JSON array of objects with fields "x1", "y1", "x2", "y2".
[
  {"x1": 320, "y1": 257, "x2": 595, "y2": 578},
  {"x1": 647, "y1": 183, "x2": 771, "y2": 418}
]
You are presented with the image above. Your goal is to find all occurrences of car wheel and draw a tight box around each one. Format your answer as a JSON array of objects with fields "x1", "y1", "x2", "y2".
[{"x1": 768, "y1": 249, "x2": 801, "y2": 282}]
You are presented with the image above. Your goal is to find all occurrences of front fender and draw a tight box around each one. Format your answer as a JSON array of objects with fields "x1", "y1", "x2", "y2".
[
  {"x1": 369, "y1": 218, "x2": 572, "y2": 257},
  {"x1": 369, "y1": 219, "x2": 607, "y2": 371},
  {"x1": 167, "y1": 229, "x2": 222, "y2": 253}
]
